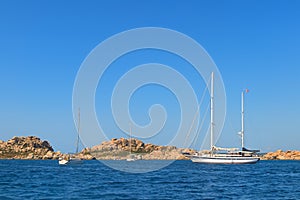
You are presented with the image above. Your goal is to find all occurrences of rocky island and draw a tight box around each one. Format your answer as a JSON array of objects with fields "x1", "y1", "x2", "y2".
[
  {"x1": 0, "y1": 136, "x2": 194, "y2": 160},
  {"x1": 262, "y1": 150, "x2": 300, "y2": 160},
  {"x1": 85, "y1": 137, "x2": 195, "y2": 160},
  {"x1": 0, "y1": 136, "x2": 94, "y2": 160},
  {"x1": 0, "y1": 136, "x2": 62, "y2": 159}
]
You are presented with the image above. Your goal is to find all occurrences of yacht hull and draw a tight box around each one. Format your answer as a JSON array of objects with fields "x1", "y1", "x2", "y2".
[{"x1": 191, "y1": 156, "x2": 260, "y2": 164}]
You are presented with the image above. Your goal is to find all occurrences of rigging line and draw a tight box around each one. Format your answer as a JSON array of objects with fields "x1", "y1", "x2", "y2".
[
  {"x1": 200, "y1": 122, "x2": 211, "y2": 151},
  {"x1": 183, "y1": 80, "x2": 209, "y2": 147},
  {"x1": 73, "y1": 135, "x2": 85, "y2": 154},
  {"x1": 183, "y1": 105, "x2": 200, "y2": 147},
  {"x1": 75, "y1": 108, "x2": 80, "y2": 154},
  {"x1": 228, "y1": 117, "x2": 239, "y2": 135},
  {"x1": 192, "y1": 101, "x2": 210, "y2": 148}
]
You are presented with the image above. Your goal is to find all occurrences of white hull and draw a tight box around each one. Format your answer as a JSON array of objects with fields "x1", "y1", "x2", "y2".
[
  {"x1": 191, "y1": 155, "x2": 260, "y2": 164},
  {"x1": 126, "y1": 158, "x2": 136, "y2": 162},
  {"x1": 126, "y1": 154, "x2": 141, "y2": 162},
  {"x1": 59, "y1": 158, "x2": 83, "y2": 165}
]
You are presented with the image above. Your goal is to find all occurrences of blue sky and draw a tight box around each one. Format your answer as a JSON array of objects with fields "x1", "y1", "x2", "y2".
[{"x1": 0, "y1": 0, "x2": 299, "y2": 153}]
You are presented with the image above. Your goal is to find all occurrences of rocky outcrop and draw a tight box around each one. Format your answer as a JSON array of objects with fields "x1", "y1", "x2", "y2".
[
  {"x1": 87, "y1": 138, "x2": 195, "y2": 160},
  {"x1": 77, "y1": 148, "x2": 95, "y2": 160},
  {"x1": 0, "y1": 136, "x2": 195, "y2": 160},
  {"x1": 0, "y1": 136, "x2": 62, "y2": 159},
  {"x1": 262, "y1": 150, "x2": 300, "y2": 160}
]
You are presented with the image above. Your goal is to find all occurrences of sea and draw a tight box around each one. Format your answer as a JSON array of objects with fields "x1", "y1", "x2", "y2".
[{"x1": 0, "y1": 160, "x2": 299, "y2": 199}]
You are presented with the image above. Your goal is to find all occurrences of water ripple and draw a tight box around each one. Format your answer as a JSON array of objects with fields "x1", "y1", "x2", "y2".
[{"x1": 0, "y1": 160, "x2": 300, "y2": 199}]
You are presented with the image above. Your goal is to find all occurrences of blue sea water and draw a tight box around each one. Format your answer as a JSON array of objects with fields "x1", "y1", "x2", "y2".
[{"x1": 0, "y1": 160, "x2": 300, "y2": 199}]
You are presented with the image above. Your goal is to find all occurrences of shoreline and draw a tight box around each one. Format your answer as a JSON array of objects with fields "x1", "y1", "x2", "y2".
[
  {"x1": 1, "y1": 136, "x2": 300, "y2": 161},
  {"x1": 1, "y1": 158, "x2": 300, "y2": 161}
]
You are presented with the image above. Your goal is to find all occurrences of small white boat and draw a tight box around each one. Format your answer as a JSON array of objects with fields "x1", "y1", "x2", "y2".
[
  {"x1": 59, "y1": 157, "x2": 83, "y2": 165},
  {"x1": 126, "y1": 157, "x2": 137, "y2": 162},
  {"x1": 126, "y1": 123, "x2": 138, "y2": 162},
  {"x1": 191, "y1": 72, "x2": 260, "y2": 164},
  {"x1": 59, "y1": 109, "x2": 83, "y2": 165}
]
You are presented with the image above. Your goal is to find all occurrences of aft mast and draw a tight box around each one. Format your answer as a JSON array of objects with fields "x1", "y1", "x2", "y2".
[
  {"x1": 210, "y1": 72, "x2": 214, "y2": 153},
  {"x1": 241, "y1": 91, "x2": 245, "y2": 149}
]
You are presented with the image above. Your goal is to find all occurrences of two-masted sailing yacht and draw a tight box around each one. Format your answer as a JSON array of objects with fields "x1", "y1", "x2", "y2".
[{"x1": 191, "y1": 72, "x2": 260, "y2": 164}]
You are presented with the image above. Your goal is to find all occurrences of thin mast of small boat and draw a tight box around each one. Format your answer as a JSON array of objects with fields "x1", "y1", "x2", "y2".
[
  {"x1": 129, "y1": 123, "x2": 132, "y2": 154},
  {"x1": 58, "y1": 108, "x2": 82, "y2": 165},
  {"x1": 210, "y1": 72, "x2": 214, "y2": 153},
  {"x1": 75, "y1": 108, "x2": 80, "y2": 154}
]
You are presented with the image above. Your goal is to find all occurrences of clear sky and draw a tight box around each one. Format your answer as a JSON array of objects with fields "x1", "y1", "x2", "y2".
[{"x1": 0, "y1": 0, "x2": 299, "y2": 153}]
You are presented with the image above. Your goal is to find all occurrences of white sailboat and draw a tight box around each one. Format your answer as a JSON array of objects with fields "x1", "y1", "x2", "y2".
[
  {"x1": 59, "y1": 109, "x2": 83, "y2": 165},
  {"x1": 191, "y1": 72, "x2": 260, "y2": 164},
  {"x1": 126, "y1": 123, "x2": 137, "y2": 162}
]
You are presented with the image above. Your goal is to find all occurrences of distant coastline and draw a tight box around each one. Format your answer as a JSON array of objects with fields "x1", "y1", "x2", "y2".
[{"x1": 0, "y1": 136, "x2": 300, "y2": 161}]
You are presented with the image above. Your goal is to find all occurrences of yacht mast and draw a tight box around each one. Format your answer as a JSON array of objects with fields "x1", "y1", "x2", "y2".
[
  {"x1": 210, "y1": 72, "x2": 214, "y2": 152},
  {"x1": 241, "y1": 90, "x2": 245, "y2": 149}
]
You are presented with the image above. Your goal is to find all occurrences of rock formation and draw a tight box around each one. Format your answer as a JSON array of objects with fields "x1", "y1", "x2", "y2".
[
  {"x1": 262, "y1": 150, "x2": 300, "y2": 160},
  {"x1": 0, "y1": 136, "x2": 196, "y2": 160},
  {"x1": 0, "y1": 136, "x2": 62, "y2": 159},
  {"x1": 86, "y1": 138, "x2": 195, "y2": 160}
]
